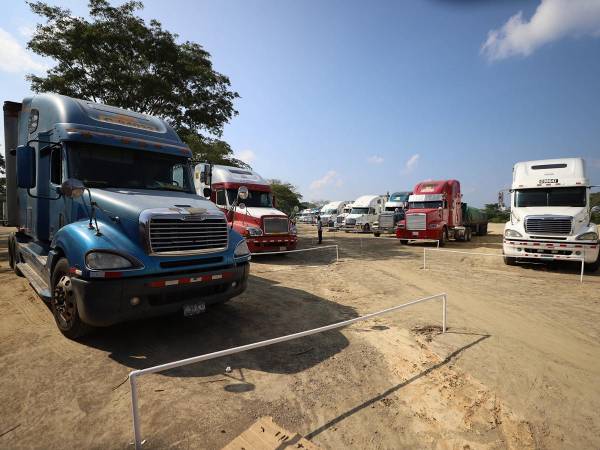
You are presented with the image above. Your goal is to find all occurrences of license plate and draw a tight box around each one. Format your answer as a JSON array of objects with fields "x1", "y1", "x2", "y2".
[
  {"x1": 183, "y1": 302, "x2": 206, "y2": 317},
  {"x1": 412, "y1": 232, "x2": 419, "y2": 236},
  {"x1": 279, "y1": 246, "x2": 287, "y2": 251}
]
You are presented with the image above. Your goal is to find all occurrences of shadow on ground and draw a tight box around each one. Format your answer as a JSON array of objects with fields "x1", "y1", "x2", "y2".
[{"x1": 81, "y1": 275, "x2": 357, "y2": 377}]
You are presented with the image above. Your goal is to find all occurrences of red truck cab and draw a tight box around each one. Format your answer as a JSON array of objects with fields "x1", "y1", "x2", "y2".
[
  {"x1": 396, "y1": 180, "x2": 463, "y2": 245},
  {"x1": 195, "y1": 164, "x2": 297, "y2": 253}
]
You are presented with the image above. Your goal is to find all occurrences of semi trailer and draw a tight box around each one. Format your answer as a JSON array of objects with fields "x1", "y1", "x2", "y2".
[
  {"x1": 396, "y1": 180, "x2": 487, "y2": 245},
  {"x1": 195, "y1": 164, "x2": 297, "y2": 253},
  {"x1": 373, "y1": 191, "x2": 411, "y2": 237},
  {"x1": 4, "y1": 94, "x2": 251, "y2": 338},
  {"x1": 501, "y1": 158, "x2": 600, "y2": 270}
]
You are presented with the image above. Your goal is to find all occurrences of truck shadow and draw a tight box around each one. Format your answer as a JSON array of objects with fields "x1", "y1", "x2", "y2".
[{"x1": 81, "y1": 275, "x2": 357, "y2": 377}]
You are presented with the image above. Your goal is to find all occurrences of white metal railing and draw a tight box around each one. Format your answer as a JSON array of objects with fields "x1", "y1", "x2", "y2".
[
  {"x1": 251, "y1": 244, "x2": 339, "y2": 261},
  {"x1": 128, "y1": 293, "x2": 448, "y2": 448},
  {"x1": 422, "y1": 247, "x2": 585, "y2": 283}
]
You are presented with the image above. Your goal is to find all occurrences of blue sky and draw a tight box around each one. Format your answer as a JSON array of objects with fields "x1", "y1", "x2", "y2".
[{"x1": 1, "y1": 0, "x2": 600, "y2": 206}]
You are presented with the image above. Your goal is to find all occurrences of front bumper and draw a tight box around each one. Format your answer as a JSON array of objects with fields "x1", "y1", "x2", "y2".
[
  {"x1": 503, "y1": 239, "x2": 599, "y2": 263},
  {"x1": 246, "y1": 235, "x2": 297, "y2": 253},
  {"x1": 72, "y1": 263, "x2": 249, "y2": 326},
  {"x1": 396, "y1": 229, "x2": 441, "y2": 240}
]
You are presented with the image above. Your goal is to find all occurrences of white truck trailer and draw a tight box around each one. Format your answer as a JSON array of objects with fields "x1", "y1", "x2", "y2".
[
  {"x1": 343, "y1": 195, "x2": 386, "y2": 232},
  {"x1": 501, "y1": 158, "x2": 599, "y2": 271},
  {"x1": 320, "y1": 200, "x2": 350, "y2": 228}
]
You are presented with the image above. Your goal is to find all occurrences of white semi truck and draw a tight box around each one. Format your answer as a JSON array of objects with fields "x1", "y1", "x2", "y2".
[
  {"x1": 320, "y1": 200, "x2": 350, "y2": 228},
  {"x1": 343, "y1": 195, "x2": 386, "y2": 232},
  {"x1": 501, "y1": 158, "x2": 600, "y2": 271}
]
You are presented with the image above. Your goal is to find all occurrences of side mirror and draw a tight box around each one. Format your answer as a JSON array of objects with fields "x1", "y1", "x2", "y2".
[
  {"x1": 272, "y1": 195, "x2": 277, "y2": 208},
  {"x1": 591, "y1": 205, "x2": 600, "y2": 214},
  {"x1": 60, "y1": 179, "x2": 85, "y2": 199},
  {"x1": 238, "y1": 186, "x2": 249, "y2": 200},
  {"x1": 293, "y1": 206, "x2": 299, "y2": 213},
  {"x1": 202, "y1": 187, "x2": 211, "y2": 198},
  {"x1": 498, "y1": 191, "x2": 505, "y2": 209},
  {"x1": 16, "y1": 145, "x2": 36, "y2": 189}
]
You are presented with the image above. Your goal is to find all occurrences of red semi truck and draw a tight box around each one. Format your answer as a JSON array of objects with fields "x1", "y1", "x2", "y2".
[
  {"x1": 396, "y1": 179, "x2": 488, "y2": 246},
  {"x1": 194, "y1": 164, "x2": 298, "y2": 253}
]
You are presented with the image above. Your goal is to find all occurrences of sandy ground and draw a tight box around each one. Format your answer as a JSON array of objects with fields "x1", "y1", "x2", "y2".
[{"x1": 0, "y1": 223, "x2": 599, "y2": 449}]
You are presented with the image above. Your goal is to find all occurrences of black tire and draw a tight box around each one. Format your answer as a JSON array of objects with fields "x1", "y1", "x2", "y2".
[
  {"x1": 8, "y1": 234, "x2": 23, "y2": 277},
  {"x1": 439, "y1": 229, "x2": 447, "y2": 247},
  {"x1": 584, "y1": 254, "x2": 600, "y2": 272},
  {"x1": 504, "y1": 255, "x2": 517, "y2": 266},
  {"x1": 399, "y1": 239, "x2": 408, "y2": 244},
  {"x1": 466, "y1": 228, "x2": 472, "y2": 242},
  {"x1": 374, "y1": 232, "x2": 380, "y2": 237},
  {"x1": 50, "y1": 258, "x2": 91, "y2": 339},
  {"x1": 363, "y1": 223, "x2": 370, "y2": 233}
]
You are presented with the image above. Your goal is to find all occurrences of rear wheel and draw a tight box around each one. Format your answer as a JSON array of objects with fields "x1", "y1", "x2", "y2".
[
  {"x1": 466, "y1": 228, "x2": 472, "y2": 241},
  {"x1": 8, "y1": 234, "x2": 23, "y2": 277},
  {"x1": 51, "y1": 258, "x2": 91, "y2": 339}
]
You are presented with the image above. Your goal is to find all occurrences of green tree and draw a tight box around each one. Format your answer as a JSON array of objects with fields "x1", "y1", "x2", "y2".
[
  {"x1": 183, "y1": 133, "x2": 249, "y2": 168},
  {"x1": 269, "y1": 179, "x2": 303, "y2": 216},
  {"x1": 26, "y1": 0, "x2": 247, "y2": 166},
  {"x1": 484, "y1": 203, "x2": 510, "y2": 223}
]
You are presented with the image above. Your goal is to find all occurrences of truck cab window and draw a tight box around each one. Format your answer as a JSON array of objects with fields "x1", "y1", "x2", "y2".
[
  {"x1": 216, "y1": 189, "x2": 227, "y2": 206},
  {"x1": 67, "y1": 142, "x2": 194, "y2": 193},
  {"x1": 50, "y1": 147, "x2": 62, "y2": 185}
]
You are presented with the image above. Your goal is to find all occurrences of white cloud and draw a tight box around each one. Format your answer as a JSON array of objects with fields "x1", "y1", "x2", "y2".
[
  {"x1": 367, "y1": 155, "x2": 384, "y2": 164},
  {"x1": 481, "y1": 0, "x2": 600, "y2": 61},
  {"x1": 403, "y1": 153, "x2": 420, "y2": 174},
  {"x1": 0, "y1": 28, "x2": 46, "y2": 73},
  {"x1": 234, "y1": 149, "x2": 256, "y2": 164},
  {"x1": 18, "y1": 25, "x2": 35, "y2": 38},
  {"x1": 310, "y1": 170, "x2": 343, "y2": 190}
]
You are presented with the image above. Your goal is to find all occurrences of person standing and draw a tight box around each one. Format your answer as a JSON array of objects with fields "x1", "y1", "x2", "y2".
[{"x1": 316, "y1": 215, "x2": 323, "y2": 244}]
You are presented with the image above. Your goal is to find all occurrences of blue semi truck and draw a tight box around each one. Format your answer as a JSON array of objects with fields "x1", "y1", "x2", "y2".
[{"x1": 3, "y1": 93, "x2": 251, "y2": 339}]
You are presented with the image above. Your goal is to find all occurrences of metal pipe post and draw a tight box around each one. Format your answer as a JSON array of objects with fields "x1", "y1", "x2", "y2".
[
  {"x1": 423, "y1": 247, "x2": 426, "y2": 269},
  {"x1": 130, "y1": 373, "x2": 143, "y2": 449},
  {"x1": 580, "y1": 258, "x2": 584, "y2": 283},
  {"x1": 442, "y1": 294, "x2": 447, "y2": 333}
]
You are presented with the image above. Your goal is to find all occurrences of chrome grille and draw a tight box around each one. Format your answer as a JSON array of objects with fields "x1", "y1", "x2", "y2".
[
  {"x1": 406, "y1": 213, "x2": 426, "y2": 231},
  {"x1": 378, "y1": 214, "x2": 394, "y2": 228},
  {"x1": 336, "y1": 216, "x2": 345, "y2": 224},
  {"x1": 345, "y1": 218, "x2": 356, "y2": 226},
  {"x1": 149, "y1": 216, "x2": 228, "y2": 254},
  {"x1": 263, "y1": 217, "x2": 289, "y2": 234},
  {"x1": 525, "y1": 216, "x2": 571, "y2": 235}
]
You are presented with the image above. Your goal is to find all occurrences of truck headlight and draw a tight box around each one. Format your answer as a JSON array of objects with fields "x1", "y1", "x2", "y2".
[
  {"x1": 86, "y1": 251, "x2": 134, "y2": 270},
  {"x1": 234, "y1": 240, "x2": 250, "y2": 257},
  {"x1": 576, "y1": 232, "x2": 598, "y2": 241},
  {"x1": 245, "y1": 226, "x2": 263, "y2": 236},
  {"x1": 504, "y1": 229, "x2": 522, "y2": 238},
  {"x1": 397, "y1": 223, "x2": 405, "y2": 229}
]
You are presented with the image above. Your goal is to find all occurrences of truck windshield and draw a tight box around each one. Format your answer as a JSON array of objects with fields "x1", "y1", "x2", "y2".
[
  {"x1": 226, "y1": 189, "x2": 273, "y2": 207},
  {"x1": 351, "y1": 207, "x2": 369, "y2": 214},
  {"x1": 68, "y1": 143, "x2": 194, "y2": 192},
  {"x1": 322, "y1": 209, "x2": 337, "y2": 214},
  {"x1": 515, "y1": 187, "x2": 586, "y2": 207},
  {"x1": 409, "y1": 201, "x2": 443, "y2": 209}
]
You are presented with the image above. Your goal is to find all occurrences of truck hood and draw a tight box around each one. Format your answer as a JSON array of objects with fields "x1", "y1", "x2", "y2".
[
  {"x1": 512, "y1": 206, "x2": 590, "y2": 232},
  {"x1": 242, "y1": 206, "x2": 287, "y2": 219},
  {"x1": 407, "y1": 209, "x2": 442, "y2": 219},
  {"x1": 90, "y1": 188, "x2": 222, "y2": 222}
]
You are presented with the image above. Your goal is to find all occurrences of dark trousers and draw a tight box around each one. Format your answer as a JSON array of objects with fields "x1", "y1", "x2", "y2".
[{"x1": 318, "y1": 229, "x2": 322, "y2": 244}]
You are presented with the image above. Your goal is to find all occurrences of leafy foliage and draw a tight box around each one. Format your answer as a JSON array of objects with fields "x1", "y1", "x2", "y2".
[
  {"x1": 484, "y1": 203, "x2": 510, "y2": 223},
  {"x1": 268, "y1": 179, "x2": 303, "y2": 216},
  {"x1": 183, "y1": 133, "x2": 249, "y2": 169},
  {"x1": 26, "y1": 0, "x2": 249, "y2": 166}
]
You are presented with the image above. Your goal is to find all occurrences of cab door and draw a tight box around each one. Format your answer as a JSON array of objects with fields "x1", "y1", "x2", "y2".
[{"x1": 48, "y1": 145, "x2": 68, "y2": 239}]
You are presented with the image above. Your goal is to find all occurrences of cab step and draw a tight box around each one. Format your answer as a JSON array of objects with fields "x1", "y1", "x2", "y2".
[{"x1": 17, "y1": 262, "x2": 51, "y2": 300}]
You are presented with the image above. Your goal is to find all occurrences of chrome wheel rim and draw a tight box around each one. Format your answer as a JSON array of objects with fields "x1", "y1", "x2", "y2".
[{"x1": 53, "y1": 275, "x2": 76, "y2": 328}]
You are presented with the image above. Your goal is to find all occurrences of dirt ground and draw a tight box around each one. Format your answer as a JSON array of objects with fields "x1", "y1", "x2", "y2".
[{"x1": 1, "y1": 223, "x2": 599, "y2": 449}]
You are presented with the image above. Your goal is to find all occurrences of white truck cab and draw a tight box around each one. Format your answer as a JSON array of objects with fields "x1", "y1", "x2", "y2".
[
  {"x1": 343, "y1": 195, "x2": 386, "y2": 232},
  {"x1": 320, "y1": 200, "x2": 350, "y2": 228},
  {"x1": 502, "y1": 158, "x2": 599, "y2": 270},
  {"x1": 335, "y1": 202, "x2": 353, "y2": 228}
]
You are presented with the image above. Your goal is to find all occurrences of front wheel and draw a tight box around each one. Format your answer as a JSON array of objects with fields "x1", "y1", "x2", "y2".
[
  {"x1": 362, "y1": 223, "x2": 370, "y2": 233},
  {"x1": 51, "y1": 258, "x2": 91, "y2": 339},
  {"x1": 399, "y1": 239, "x2": 408, "y2": 244},
  {"x1": 374, "y1": 232, "x2": 380, "y2": 237},
  {"x1": 438, "y1": 229, "x2": 447, "y2": 247},
  {"x1": 504, "y1": 255, "x2": 517, "y2": 266},
  {"x1": 584, "y1": 254, "x2": 600, "y2": 272}
]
